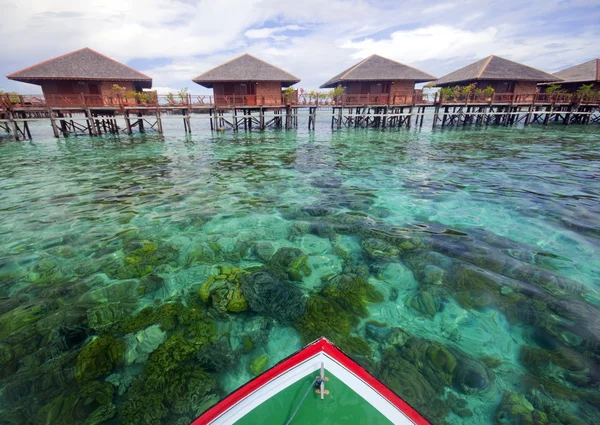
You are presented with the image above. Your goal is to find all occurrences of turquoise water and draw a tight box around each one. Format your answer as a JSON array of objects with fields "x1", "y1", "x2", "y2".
[{"x1": 0, "y1": 120, "x2": 599, "y2": 425}]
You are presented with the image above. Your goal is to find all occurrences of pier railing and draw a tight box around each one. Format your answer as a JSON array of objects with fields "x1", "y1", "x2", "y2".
[
  {"x1": 2, "y1": 91, "x2": 599, "y2": 111},
  {"x1": 437, "y1": 91, "x2": 600, "y2": 104}
]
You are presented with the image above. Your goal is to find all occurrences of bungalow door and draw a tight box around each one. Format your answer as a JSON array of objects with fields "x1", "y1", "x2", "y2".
[
  {"x1": 87, "y1": 83, "x2": 103, "y2": 106},
  {"x1": 54, "y1": 81, "x2": 74, "y2": 107}
]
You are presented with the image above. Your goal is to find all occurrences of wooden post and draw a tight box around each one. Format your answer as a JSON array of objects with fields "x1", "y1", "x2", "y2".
[
  {"x1": 94, "y1": 116, "x2": 102, "y2": 136},
  {"x1": 137, "y1": 112, "x2": 144, "y2": 132},
  {"x1": 544, "y1": 104, "x2": 553, "y2": 125},
  {"x1": 525, "y1": 103, "x2": 533, "y2": 126},
  {"x1": 156, "y1": 108, "x2": 163, "y2": 134},
  {"x1": 337, "y1": 107, "x2": 343, "y2": 129},
  {"x1": 259, "y1": 107, "x2": 265, "y2": 130},
  {"x1": 86, "y1": 108, "x2": 98, "y2": 136},
  {"x1": 23, "y1": 121, "x2": 32, "y2": 140},
  {"x1": 209, "y1": 108, "x2": 214, "y2": 131},
  {"x1": 433, "y1": 104, "x2": 440, "y2": 127},
  {"x1": 233, "y1": 108, "x2": 238, "y2": 132},
  {"x1": 286, "y1": 105, "x2": 291, "y2": 129},
  {"x1": 58, "y1": 112, "x2": 69, "y2": 137},
  {"x1": 124, "y1": 110, "x2": 132, "y2": 134},
  {"x1": 7, "y1": 110, "x2": 20, "y2": 141},
  {"x1": 49, "y1": 109, "x2": 60, "y2": 138},
  {"x1": 330, "y1": 107, "x2": 335, "y2": 129}
]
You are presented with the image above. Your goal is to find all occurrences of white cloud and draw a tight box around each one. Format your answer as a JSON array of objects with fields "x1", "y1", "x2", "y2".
[
  {"x1": 245, "y1": 25, "x2": 303, "y2": 39},
  {"x1": 1, "y1": 0, "x2": 598, "y2": 93},
  {"x1": 342, "y1": 25, "x2": 499, "y2": 63}
]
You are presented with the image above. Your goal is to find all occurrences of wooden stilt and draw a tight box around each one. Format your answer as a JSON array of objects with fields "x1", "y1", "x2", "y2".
[
  {"x1": 50, "y1": 109, "x2": 60, "y2": 138},
  {"x1": 7, "y1": 110, "x2": 20, "y2": 141},
  {"x1": 259, "y1": 107, "x2": 265, "y2": 130},
  {"x1": 544, "y1": 104, "x2": 553, "y2": 125},
  {"x1": 124, "y1": 110, "x2": 132, "y2": 134},
  {"x1": 138, "y1": 113, "x2": 144, "y2": 132},
  {"x1": 156, "y1": 108, "x2": 163, "y2": 134},
  {"x1": 86, "y1": 109, "x2": 98, "y2": 136}
]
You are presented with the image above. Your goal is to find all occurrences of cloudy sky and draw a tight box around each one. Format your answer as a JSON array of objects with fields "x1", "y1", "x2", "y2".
[{"x1": 1, "y1": 0, "x2": 598, "y2": 94}]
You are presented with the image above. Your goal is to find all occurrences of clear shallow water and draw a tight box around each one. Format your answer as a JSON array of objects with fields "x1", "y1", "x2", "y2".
[{"x1": 0, "y1": 120, "x2": 599, "y2": 425}]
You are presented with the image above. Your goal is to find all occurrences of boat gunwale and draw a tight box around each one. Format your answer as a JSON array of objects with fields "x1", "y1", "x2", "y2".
[{"x1": 192, "y1": 337, "x2": 430, "y2": 425}]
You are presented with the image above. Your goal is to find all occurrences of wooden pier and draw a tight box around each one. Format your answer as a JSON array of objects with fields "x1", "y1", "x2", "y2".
[{"x1": 1, "y1": 91, "x2": 599, "y2": 140}]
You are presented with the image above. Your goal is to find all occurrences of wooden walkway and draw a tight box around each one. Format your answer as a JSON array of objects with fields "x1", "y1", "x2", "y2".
[{"x1": 1, "y1": 92, "x2": 598, "y2": 140}]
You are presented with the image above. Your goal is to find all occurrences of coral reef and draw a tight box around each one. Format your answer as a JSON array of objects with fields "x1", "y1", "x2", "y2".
[
  {"x1": 199, "y1": 265, "x2": 249, "y2": 313},
  {"x1": 108, "y1": 237, "x2": 179, "y2": 280},
  {"x1": 362, "y1": 238, "x2": 399, "y2": 261},
  {"x1": 123, "y1": 325, "x2": 166, "y2": 365},
  {"x1": 268, "y1": 247, "x2": 312, "y2": 281},
  {"x1": 406, "y1": 290, "x2": 441, "y2": 318},
  {"x1": 119, "y1": 309, "x2": 218, "y2": 424},
  {"x1": 249, "y1": 355, "x2": 269, "y2": 376},
  {"x1": 34, "y1": 381, "x2": 115, "y2": 425},
  {"x1": 75, "y1": 336, "x2": 125, "y2": 383},
  {"x1": 241, "y1": 270, "x2": 306, "y2": 323},
  {"x1": 120, "y1": 302, "x2": 204, "y2": 334},
  {"x1": 293, "y1": 266, "x2": 383, "y2": 356}
]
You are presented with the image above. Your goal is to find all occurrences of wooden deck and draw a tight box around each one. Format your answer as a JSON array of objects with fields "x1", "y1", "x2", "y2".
[{"x1": 1, "y1": 91, "x2": 599, "y2": 140}]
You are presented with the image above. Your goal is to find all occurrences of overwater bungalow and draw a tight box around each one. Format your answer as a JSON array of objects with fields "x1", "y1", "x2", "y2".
[
  {"x1": 6, "y1": 48, "x2": 152, "y2": 107},
  {"x1": 192, "y1": 54, "x2": 300, "y2": 107},
  {"x1": 433, "y1": 55, "x2": 558, "y2": 94},
  {"x1": 320, "y1": 54, "x2": 435, "y2": 105},
  {"x1": 542, "y1": 58, "x2": 600, "y2": 93}
]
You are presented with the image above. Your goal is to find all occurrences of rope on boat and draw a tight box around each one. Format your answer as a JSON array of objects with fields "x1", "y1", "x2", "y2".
[{"x1": 284, "y1": 377, "x2": 322, "y2": 425}]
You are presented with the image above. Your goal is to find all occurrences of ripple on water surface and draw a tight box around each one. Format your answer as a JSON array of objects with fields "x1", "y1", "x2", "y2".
[{"x1": 0, "y1": 122, "x2": 599, "y2": 425}]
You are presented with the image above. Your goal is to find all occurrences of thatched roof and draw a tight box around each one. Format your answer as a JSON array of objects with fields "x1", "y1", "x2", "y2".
[
  {"x1": 7, "y1": 48, "x2": 152, "y2": 88},
  {"x1": 434, "y1": 55, "x2": 559, "y2": 86},
  {"x1": 192, "y1": 54, "x2": 300, "y2": 88},
  {"x1": 320, "y1": 54, "x2": 435, "y2": 88},
  {"x1": 551, "y1": 59, "x2": 600, "y2": 83}
]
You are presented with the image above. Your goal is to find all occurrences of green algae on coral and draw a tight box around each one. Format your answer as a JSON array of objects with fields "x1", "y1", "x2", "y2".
[
  {"x1": 35, "y1": 381, "x2": 116, "y2": 425},
  {"x1": 75, "y1": 336, "x2": 125, "y2": 383},
  {"x1": 110, "y1": 238, "x2": 179, "y2": 280},
  {"x1": 120, "y1": 302, "x2": 205, "y2": 334},
  {"x1": 199, "y1": 265, "x2": 249, "y2": 313},
  {"x1": 406, "y1": 291, "x2": 441, "y2": 318},
  {"x1": 119, "y1": 312, "x2": 218, "y2": 424},
  {"x1": 249, "y1": 355, "x2": 269, "y2": 376},
  {"x1": 241, "y1": 270, "x2": 306, "y2": 323},
  {"x1": 268, "y1": 247, "x2": 312, "y2": 281},
  {"x1": 362, "y1": 238, "x2": 399, "y2": 261}
]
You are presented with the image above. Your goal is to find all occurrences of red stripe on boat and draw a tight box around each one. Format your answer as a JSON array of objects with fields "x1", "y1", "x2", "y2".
[{"x1": 192, "y1": 337, "x2": 430, "y2": 425}]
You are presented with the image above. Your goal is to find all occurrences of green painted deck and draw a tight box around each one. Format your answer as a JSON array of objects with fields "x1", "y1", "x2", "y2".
[{"x1": 233, "y1": 370, "x2": 394, "y2": 425}]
